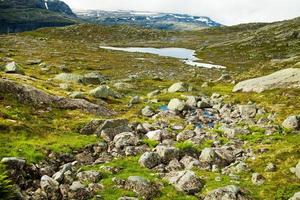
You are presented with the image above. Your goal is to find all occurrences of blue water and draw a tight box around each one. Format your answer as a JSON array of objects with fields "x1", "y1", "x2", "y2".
[
  {"x1": 100, "y1": 46, "x2": 226, "y2": 69},
  {"x1": 159, "y1": 105, "x2": 169, "y2": 111}
]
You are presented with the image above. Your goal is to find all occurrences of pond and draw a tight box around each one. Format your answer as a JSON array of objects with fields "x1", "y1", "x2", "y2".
[{"x1": 99, "y1": 46, "x2": 226, "y2": 69}]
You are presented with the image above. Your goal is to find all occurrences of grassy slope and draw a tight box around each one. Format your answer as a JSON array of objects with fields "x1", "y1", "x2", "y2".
[{"x1": 0, "y1": 19, "x2": 300, "y2": 199}]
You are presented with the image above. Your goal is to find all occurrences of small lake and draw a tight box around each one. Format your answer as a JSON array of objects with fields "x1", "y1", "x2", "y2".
[{"x1": 100, "y1": 46, "x2": 226, "y2": 69}]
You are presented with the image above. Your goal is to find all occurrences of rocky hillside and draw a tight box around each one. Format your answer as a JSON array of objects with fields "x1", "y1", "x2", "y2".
[
  {"x1": 0, "y1": 17, "x2": 299, "y2": 200},
  {"x1": 76, "y1": 10, "x2": 222, "y2": 31},
  {"x1": 0, "y1": 0, "x2": 78, "y2": 33}
]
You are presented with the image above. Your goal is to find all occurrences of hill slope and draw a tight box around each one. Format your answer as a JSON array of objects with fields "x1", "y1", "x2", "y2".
[{"x1": 0, "y1": 0, "x2": 78, "y2": 33}]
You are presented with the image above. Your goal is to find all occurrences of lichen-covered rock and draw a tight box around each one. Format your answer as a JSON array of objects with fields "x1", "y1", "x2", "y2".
[
  {"x1": 164, "y1": 170, "x2": 202, "y2": 194},
  {"x1": 76, "y1": 171, "x2": 102, "y2": 183},
  {"x1": 125, "y1": 176, "x2": 160, "y2": 199},
  {"x1": 139, "y1": 152, "x2": 161, "y2": 169},
  {"x1": 4, "y1": 62, "x2": 24, "y2": 74},
  {"x1": 233, "y1": 68, "x2": 300, "y2": 93},
  {"x1": 90, "y1": 85, "x2": 118, "y2": 99},
  {"x1": 204, "y1": 185, "x2": 251, "y2": 200},
  {"x1": 282, "y1": 115, "x2": 300, "y2": 130},
  {"x1": 168, "y1": 82, "x2": 189, "y2": 93},
  {"x1": 168, "y1": 98, "x2": 186, "y2": 111}
]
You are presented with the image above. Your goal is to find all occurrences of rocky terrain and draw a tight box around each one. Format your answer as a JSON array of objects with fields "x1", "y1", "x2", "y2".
[{"x1": 0, "y1": 15, "x2": 300, "y2": 200}]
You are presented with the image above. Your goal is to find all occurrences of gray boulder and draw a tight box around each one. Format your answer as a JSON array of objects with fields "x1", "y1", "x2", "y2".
[
  {"x1": 126, "y1": 176, "x2": 160, "y2": 199},
  {"x1": 82, "y1": 72, "x2": 107, "y2": 85},
  {"x1": 233, "y1": 68, "x2": 300, "y2": 93},
  {"x1": 289, "y1": 192, "x2": 300, "y2": 200},
  {"x1": 113, "y1": 132, "x2": 139, "y2": 149},
  {"x1": 282, "y1": 116, "x2": 300, "y2": 130},
  {"x1": 164, "y1": 170, "x2": 202, "y2": 194},
  {"x1": 238, "y1": 105, "x2": 257, "y2": 118},
  {"x1": 40, "y1": 175, "x2": 59, "y2": 198},
  {"x1": 168, "y1": 82, "x2": 189, "y2": 93},
  {"x1": 295, "y1": 161, "x2": 300, "y2": 179},
  {"x1": 139, "y1": 152, "x2": 161, "y2": 169},
  {"x1": 4, "y1": 62, "x2": 24, "y2": 74},
  {"x1": 168, "y1": 98, "x2": 186, "y2": 111},
  {"x1": 76, "y1": 171, "x2": 102, "y2": 183},
  {"x1": 54, "y1": 73, "x2": 83, "y2": 83},
  {"x1": 156, "y1": 145, "x2": 180, "y2": 163},
  {"x1": 204, "y1": 185, "x2": 250, "y2": 200},
  {"x1": 1, "y1": 157, "x2": 26, "y2": 170},
  {"x1": 90, "y1": 85, "x2": 118, "y2": 99},
  {"x1": 68, "y1": 181, "x2": 90, "y2": 200},
  {"x1": 141, "y1": 106, "x2": 155, "y2": 117}
]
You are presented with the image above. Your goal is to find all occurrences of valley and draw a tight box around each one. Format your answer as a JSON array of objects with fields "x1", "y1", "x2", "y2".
[{"x1": 0, "y1": 6, "x2": 300, "y2": 200}]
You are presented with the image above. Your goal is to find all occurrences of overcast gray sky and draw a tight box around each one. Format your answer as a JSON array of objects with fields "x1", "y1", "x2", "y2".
[{"x1": 64, "y1": 0, "x2": 300, "y2": 25}]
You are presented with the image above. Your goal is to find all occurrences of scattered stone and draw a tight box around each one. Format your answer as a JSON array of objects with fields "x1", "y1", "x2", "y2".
[
  {"x1": 238, "y1": 105, "x2": 257, "y2": 118},
  {"x1": 141, "y1": 106, "x2": 155, "y2": 117},
  {"x1": 180, "y1": 156, "x2": 201, "y2": 170},
  {"x1": 251, "y1": 173, "x2": 265, "y2": 185},
  {"x1": 146, "y1": 130, "x2": 162, "y2": 141},
  {"x1": 197, "y1": 101, "x2": 211, "y2": 109},
  {"x1": 126, "y1": 176, "x2": 160, "y2": 199},
  {"x1": 139, "y1": 152, "x2": 161, "y2": 169},
  {"x1": 289, "y1": 192, "x2": 300, "y2": 200},
  {"x1": 1, "y1": 157, "x2": 26, "y2": 170},
  {"x1": 90, "y1": 85, "x2": 118, "y2": 99},
  {"x1": 54, "y1": 73, "x2": 83, "y2": 83},
  {"x1": 129, "y1": 96, "x2": 140, "y2": 105},
  {"x1": 168, "y1": 98, "x2": 186, "y2": 111},
  {"x1": 82, "y1": 72, "x2": 107, "y2": 85},
  {"x1": 40, "y1": 175, "x2": 59, "y2": 199},
  {"x1": 168, "y1": 82, "x2": 189, "y2": 93},
  {"x1": 68, "y1": 181, "x2": 90, "y2": 200},
  {"x1": 295, "y1": 161, "x2": 300, "y2": 179},
  {"x1": 147, "y1": 90, "x2": 160, "y2": 98},
  {"x1": 156, "y1": 145, "x2": 180, "y2": 164},
  {"x1": 77, "y1": 171, "x2": 102, "y2": 183},
  {"x1": 282, "y1": 116, "x2": 300, "y2": 130},
  {"x1": 164, "y1": 170, "x2": 202, "y2": 194},
  {"x1": 265, "y1": 163, "x2": 276, "y2": 172},
  {"x1": 26, "y1": 59, "x2": 42, "y2": 65},
  {"x1": 113, "y1": 132, "x2": 139, "y2": 149},
  {"x1": 114, "y1": 82, "x2": 134, "y2": 90},
  {"x1": 4, "y1": 62, "x2": 24, "y2": 74},
  {"x1": 204, "y1": 185, "x2": 250, "y2": 200}
]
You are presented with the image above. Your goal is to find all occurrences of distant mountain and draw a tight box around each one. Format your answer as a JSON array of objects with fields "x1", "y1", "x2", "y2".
[
  {"x1": 0, "y1": 0, "x2": 78, "y2": 33},
  {"x1": 75, "y1": 10, "x2": 222, "y2": 30}
]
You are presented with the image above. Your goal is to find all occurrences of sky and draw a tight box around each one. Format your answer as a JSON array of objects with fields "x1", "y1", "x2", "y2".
[{"x1": 63, "y1": 0, "x2": 300, "y2": 25}]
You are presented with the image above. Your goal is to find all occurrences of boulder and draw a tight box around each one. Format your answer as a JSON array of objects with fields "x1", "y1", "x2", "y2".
[
  {"x1": 40, "y1": 175, "x2": 59, "y2": 198},
  {"x1": 139, "y1": 152, "x2": 161, "y2": 169},
  {"x1": 295, "y1": 161, "x2": 300, "y2": 179},
  {"x1": 197, "y1": 101, "x2": 211, "y2": 109},
  {"x1": 114, "y1": 82, "x2": 134, "y2": 90},
  {"x1": 282, "y1": 116, "x2": 300, "y2": 130},
  {"x1": 113, "y1": 132, "x2": 139, "y2": 149},
  {"x1": 164, "y1": 170, "x2": 202, "y2": 194},
  {"x1": 82, "y1": 72, "x2": 107, "y2": 85},
  {"x1": 204, "y1": 185, "x2": 250, "y2": 200},
  {"x1": 129, "y1": 96, "x2": 140, "y2": 105},
  {"x1": 168, "y1": 82, "x2": 189, "y2": 93},
  {"x1": 168, "y1": 98, "x2": 186, "y2": 111},
  {"x1": 126, "y1": 176, "x2": 160, "y2": 199},
  {"x1": 68, "y1": 181, "x2": 90, "y2": 200},
  {"x1": 69, "y1": 91, "x2": 85, "y2": 99},
  {"x1": 141, "y1": 106, "x2": 155, "y2": 117},
  {"x1": 54, "y1": 73, "x2": 83, "y2": 83},
  {"x1": 155, "y1": 145, "x2": 180, "y2": 164},
  {"x1": 90, "y1": 85, "x2": 118, "y2": 99},
  {"x1": 147, "y1": 90, "x2": 160, "y2": 98},
  {"x1": 146, "y1": 130, "x2": 162, "y2": 141},
  {"x1": 238, "y1": 105, "x2": 257, "y2": 118},
  {"x1": 1, "y1": 157, "x2": 26, "y2": 170},
  {"x1": 289, "y1": 192, "x2": 300, "y2": 200},
  {"x1": 76, "y1": 171, "x2": 102, "y2": 183},
  {"x1": 233, "y1": 68, "x2": 300, "y2": 93},
  {"x1": 4, "y1": 62, "x2": 24, "y2": 74},
  {"x1": 180, "y1": 156, "x2": 201, "y2": 170},
  {"x1": 166, "y1": 159, "x2": 184, "y2": 172}
]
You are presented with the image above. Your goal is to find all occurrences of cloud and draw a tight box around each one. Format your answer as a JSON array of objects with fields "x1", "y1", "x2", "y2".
[{"x1": 64, "y1": 0, "x2": 300, "y2": 25}]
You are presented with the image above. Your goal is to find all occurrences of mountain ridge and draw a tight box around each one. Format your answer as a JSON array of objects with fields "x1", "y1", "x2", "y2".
[{"x1": 75, "y1": 10, "x2": 222, "y2": 30}]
